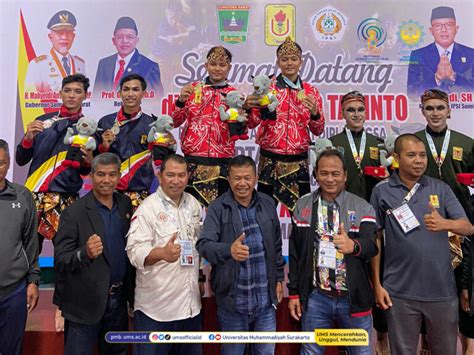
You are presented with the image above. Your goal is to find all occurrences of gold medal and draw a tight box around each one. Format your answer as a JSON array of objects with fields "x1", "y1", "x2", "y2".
[
  {"x1": 194, "y1": 83, "x2": 203, "y2": 104},
  {"x1": 297, "y1": 90, "x2": 306, "y2": 101}
]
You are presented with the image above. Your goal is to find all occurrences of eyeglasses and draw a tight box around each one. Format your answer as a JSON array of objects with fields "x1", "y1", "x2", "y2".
[
  {"x1": 115, "y1": 34, "x2": 137, "y2": 42},
  {"x1": 432, "y1": 23, "x2": 456, "y2": 31}
]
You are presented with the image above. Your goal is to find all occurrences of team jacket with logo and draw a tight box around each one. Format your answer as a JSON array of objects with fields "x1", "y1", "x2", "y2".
[
  {"x1": 16, "y1": 112, "x2": 85, "y2": 193},
  {"x1": 288, "y1": 189, "x2": 378, "y2": 316},
  {"x1": 247, "y1": 74, "x2": 325, "y2": 155},
  {"x1": 171, "y1": 79, "x2": 237, "y2": 158}
]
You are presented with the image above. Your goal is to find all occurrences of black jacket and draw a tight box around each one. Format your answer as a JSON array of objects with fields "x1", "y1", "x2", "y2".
[
  {"x1": 196, "y1": 190, "x2": 285, "y2": 312},
  {"x1": 53, "y1": 191, "x2": 134, "y2": 324},
  {"x1": 288, "y1": 189, "x2": 378, "y2": 315}
]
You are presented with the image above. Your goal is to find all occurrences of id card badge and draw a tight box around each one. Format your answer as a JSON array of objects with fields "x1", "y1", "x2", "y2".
[
  {"x1": 317, "y1": 241, "x2": 337, "y2": 269},
  {"x1": 392, "y1": 203, "x2": 420, "y2": 234},
  {"x1": 180, "y1": 240, "x2": 194, "y2": 266}
]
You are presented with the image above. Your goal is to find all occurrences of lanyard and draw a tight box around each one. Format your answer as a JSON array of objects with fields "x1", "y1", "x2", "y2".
[
  {"x1": 403, "y1": 183, "x2": 420, "y2": 203},
  {"x1": 111, "y1": 111, "x2": 142, "y2": 134},
  {"x1": 282, "y1": 75, "x2": 302, "y2": 90},
  {"x1": 425, "y1": 129, "x2": 450, "y2": 177},
  {"x1": 345, "y1": 128, "x2": 366, "y2": 171},
  {"x1": 42, "y1": 111, "x2": 82, "y2": 129},
  {"x1": 317, "y1": 196, "x2": 339, "y2": 237}
]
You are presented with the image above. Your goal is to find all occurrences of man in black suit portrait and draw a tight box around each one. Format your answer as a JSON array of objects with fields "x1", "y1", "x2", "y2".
[
  {"x1": 53, "y1": 152, "x2": 134, "y2": 354},
  {"x1": 94, "y1": 16, "x2": 164, "y2": 98}
]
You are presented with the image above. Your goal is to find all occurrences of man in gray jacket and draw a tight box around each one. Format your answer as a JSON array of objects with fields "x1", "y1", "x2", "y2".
[
  {"x1": 197, "y1": 155, "x2": 285, "y2": 355},
  {"x1": 0, "y1": 139, "x2": 40, "y2": 355}
]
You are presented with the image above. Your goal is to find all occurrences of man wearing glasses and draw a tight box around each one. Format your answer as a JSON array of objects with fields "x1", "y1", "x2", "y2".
[
  {"x1": 94, "y1": 17, "x2": 163, "y2": 98},
  {"x1": 407, "y1": 6, "x2": 474, "y2": 98}
]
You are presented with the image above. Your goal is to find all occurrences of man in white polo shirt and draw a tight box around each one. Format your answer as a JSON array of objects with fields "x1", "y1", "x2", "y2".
[{"x1": 126, "y1": 154, "x2": 203, "y2": 355}]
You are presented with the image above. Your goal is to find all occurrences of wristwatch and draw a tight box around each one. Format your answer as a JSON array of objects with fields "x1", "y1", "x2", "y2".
[{"x1": 352, "y1": 241, "x2": 360, "y2": 255}]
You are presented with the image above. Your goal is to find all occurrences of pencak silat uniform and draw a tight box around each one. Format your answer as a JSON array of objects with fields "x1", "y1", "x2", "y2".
[
  {"x1": 96, "y1": 108, "x2": 156, "y2": 209},
  {"x1": 330, "y1": 128, "x2": 383, "y2": 202},
  {"x1": 15, "y1": 108, "x2": 86, "y2": 244}
]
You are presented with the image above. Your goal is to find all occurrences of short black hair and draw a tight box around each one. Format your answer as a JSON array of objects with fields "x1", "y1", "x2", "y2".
[
  {"x1": 228, "y1": 155, "x2": 256, "y2": 174},
  {"x1": 91, "y1": 153, "x2": 121, "y2": 173},
  {"x1": 160, "y1": 154, "x2": 189, "y2": 172},
  {"x1": 62, "y1": 74, "x2": 90, "y2": 92},
  {"x1": 315, "y1": 149, "x2": 347, "y2": 172},
  {"x1": 0, "y1": 139, "x2": 10, "y2": 157},
  {"x1": 394, "y1": 134, "x2": 425, "y2": 155},
  {"x1": 120, "y1": 74, "x2": 147, "y2": 91},
  {"x1": 206, "y1": 46, "x2": 233, "y2": 63}
]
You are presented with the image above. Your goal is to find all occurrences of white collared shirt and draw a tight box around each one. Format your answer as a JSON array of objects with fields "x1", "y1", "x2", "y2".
[
  {"x1": 53, "y1": 49, "x2": 72, "y2": 70},
  {"x1": 435, "y1": 42, "x2": 454, "y2": 61},
  {"x1": 114, "y1": 49, "x2": 136, "y2": 79},
  {"x1": 126, "y1": 187, "x2": 202, "y2": 322}
]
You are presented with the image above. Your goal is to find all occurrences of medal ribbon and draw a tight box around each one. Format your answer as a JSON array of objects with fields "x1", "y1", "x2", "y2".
[
  {"x1": 425, "y1": 129, "x2": 450, "y2": 176},
  {"x1": 346, "y1": 128, "x2": 366, "y2": 170}
]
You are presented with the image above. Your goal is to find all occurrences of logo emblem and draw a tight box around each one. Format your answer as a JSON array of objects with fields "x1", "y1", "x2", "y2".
[
  {"x1": 12, "y1": 202, "x2": 21, "y2": 209},
  {"x1": 453, "y1": 147, "x2": 463, "y2": 161},
  {"x1": 217, "y1": 5, "x2": 250, "y2": 45},
  {"x1": 370, "y1": 147, "x2": 379, "y2": 160},
  {"x1": 264, "y1": 4, "x2": 296, "y2": 46},
  {"x1": 398, "y1": 20, "x2": 424, "y2": 48},
  {"x1": 158, "y1": 212, "x2": 168, "y2": 222},
  {"x1": 429, "y1": 195, "x2": 440, "y2": 208},
  {"x1": 310, "y1": 6, "x2": 347, "y2": 42},
  {"x1": 357, "y1": 18, "x2": 387, "y2": 54}
]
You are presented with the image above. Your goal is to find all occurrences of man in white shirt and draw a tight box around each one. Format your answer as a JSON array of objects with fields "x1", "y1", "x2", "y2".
[
  {"x1": 25, "y1": 10, "x2": 86, "y2": 94},
  {"x1": 126, "y1": 154, "x2": 203, "y2": 355}
]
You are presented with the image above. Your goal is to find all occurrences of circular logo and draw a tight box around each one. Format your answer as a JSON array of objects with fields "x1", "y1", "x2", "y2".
[
  {"x1": 165, "y1": 334, "x2": 171, "y2": 340},
  {"x1": 209, "y1": 334, "x2": 215, "y2": 341},
  {"x1": 398, "y1": 20, "x2": 424, "y2": 48},
  {"x1": 159, "y1": 334, "x2": 165, "y2": 341},
  {"x1": 149, "y1": 333, "x2": 159, "y2": 342},
  {"x1": 158, "y1": 212, "x2": 168, "y2": 222},
  {"x1": 357, "y1": 18, "x2": 387, "y2": 48},
  {"x1": 215, "y1": 334, "x2": 222, "y2": 341}
]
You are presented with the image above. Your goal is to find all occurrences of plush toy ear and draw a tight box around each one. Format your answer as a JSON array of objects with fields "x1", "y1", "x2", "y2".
[
  {"x1": 250, "y1": 75, "x2": 255, "y2": 80},
  {"x1": 221, "y1": 92, "x2": 228, "y2": 98},
  {"x1": 269, "y1": 74, "x2": 274, "y2": 79}
]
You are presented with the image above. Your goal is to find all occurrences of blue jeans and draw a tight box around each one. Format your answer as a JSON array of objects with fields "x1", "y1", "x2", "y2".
[
  {"x1": 64, "y1": 291, "x2": 128, "y2": 355},
  {"x1": 0, "y1": 280, "x2": 27, "y2": 355},
  {"x1": 133, "y1": 310, "x2": 202, "y2": 355},
  {"x1": 217, "y1": 305, "x2": 276, "y2": 355},
  {"x1": 301, "y1": 290, "x2": 372, "y2": 355}
]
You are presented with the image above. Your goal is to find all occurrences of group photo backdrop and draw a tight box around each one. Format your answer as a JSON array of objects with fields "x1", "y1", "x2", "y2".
[{"x1": 1, "y1": 0, "x2": 473, "y2": 262}]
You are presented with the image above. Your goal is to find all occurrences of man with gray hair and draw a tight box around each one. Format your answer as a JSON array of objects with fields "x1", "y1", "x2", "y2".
[
  {"x1": 0, "y1": 139, "x2": 40, "y2": 355},
  {"x1": 54, "y1": 152, "x2": 134, "y2": 354}
]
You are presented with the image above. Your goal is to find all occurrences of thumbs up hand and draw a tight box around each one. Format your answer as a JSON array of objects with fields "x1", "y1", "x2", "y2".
[
  {"x1": 424, "y1": 203, "x2": 447, "y2": 232},
  {"x1": 231, "y1": 233, "x2": 250, "y2": 262},
  {"x1": 333, "y1": 223, "x2": 355, "y2": 254},
  {"x1": 162, "y1": 233, "x2": 181, "y2": 263}
]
